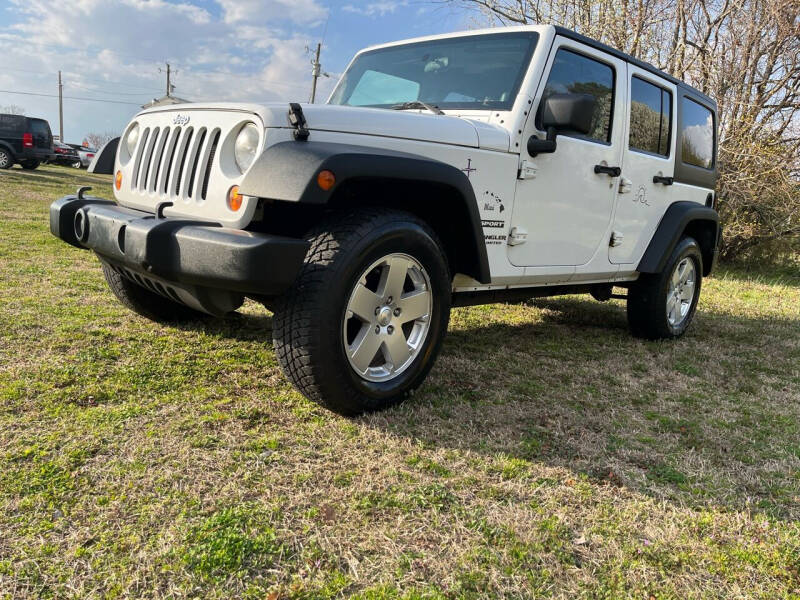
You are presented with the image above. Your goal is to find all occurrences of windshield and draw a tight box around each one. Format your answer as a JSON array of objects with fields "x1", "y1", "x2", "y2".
[{"x1": 329, "y1": 32, "x2": 538, "y2": 111}]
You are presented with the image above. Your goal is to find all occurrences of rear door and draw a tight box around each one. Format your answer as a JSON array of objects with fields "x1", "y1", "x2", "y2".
[
  {"x1": 610, "y1": 66, "x2": 676, "y2": 264},
  {"x1": 0, "y1": 115, "x2": 25, "y2": 155}
]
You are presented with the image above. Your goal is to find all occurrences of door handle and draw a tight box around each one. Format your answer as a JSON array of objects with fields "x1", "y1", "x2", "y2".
[
  {"x1": 594, "y1": 165, "x2": 621, "y2": 177},
  {"x1": 653, "y1": 175, "x2": 674, "y2": 185}
]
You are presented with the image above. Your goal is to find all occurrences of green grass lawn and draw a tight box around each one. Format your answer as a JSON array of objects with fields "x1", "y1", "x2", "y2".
[{"x1": 1, "y1": 164, "x2": 799, "y2": 599}]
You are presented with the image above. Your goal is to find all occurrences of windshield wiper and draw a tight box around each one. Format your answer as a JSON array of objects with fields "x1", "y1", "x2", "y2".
[{"x1": 390, "y1": 101, "x2": 444, "y2": 115}]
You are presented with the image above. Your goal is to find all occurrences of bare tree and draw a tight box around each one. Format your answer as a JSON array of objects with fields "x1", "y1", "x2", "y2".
[
  {"x1": 83, "y1": 131, "x2": 118, "y2": 149},
  {"x1": 0, "y1": 104, "x2": 26, "y2": 115},
  {"x1": 445, "y1": 0, "x2": 800, "y2": 258}
]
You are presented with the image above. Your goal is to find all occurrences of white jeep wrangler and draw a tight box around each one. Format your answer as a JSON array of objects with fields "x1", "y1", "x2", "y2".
[{"x1": 51, "y1": 25, "x2": 721, "y2": 414}]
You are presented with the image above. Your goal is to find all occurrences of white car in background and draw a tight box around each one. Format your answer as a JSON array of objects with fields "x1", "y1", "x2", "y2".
[{"x1": 67, "y1": 144, "x2": 97, "y2": 168}]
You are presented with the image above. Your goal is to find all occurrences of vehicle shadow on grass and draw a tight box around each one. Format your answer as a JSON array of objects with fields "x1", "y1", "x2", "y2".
[{"x1": 363, "y1": 296, "x2": 800, "y2": 521}]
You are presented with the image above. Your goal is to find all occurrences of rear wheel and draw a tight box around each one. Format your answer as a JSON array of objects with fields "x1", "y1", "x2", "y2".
[
  {"x1": 20, "y1": 160, "x2": 40, "y2": 170},
  {"x1": 627, "y1": 236, "x2": 703, "y2": 339},
  {"x1": 0, "y1": 149, "x2": 13, "y2": 169},
  {"x1": 101, "y1": 263, "x2": 206, "y2": 322},
  {"x1": 273, "y1": 208, "x2": 451, "y2": 415}
]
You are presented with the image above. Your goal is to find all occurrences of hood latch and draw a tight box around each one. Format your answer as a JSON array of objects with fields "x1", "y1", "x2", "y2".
[{"x1": 288, "y1": 103, "x2": 309, "y2": 141}]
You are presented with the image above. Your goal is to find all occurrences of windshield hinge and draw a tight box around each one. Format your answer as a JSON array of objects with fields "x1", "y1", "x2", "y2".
[
  {"x1": 517, "y1": 159, "x2": 537, "y2": 180},
  {"x1": 288, "y1": 103, "x2": 309, "y2": 141}
]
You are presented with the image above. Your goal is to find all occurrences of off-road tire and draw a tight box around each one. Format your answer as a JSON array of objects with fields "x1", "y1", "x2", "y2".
[
  {"x1": 20, "y1": 160, "x2": 40, "y2": 170},
  {"x1": 627, "y1": 236, "x2": 703, "y2": 339},
  {"x1": 273, "y1": 208, "x2": 451, "y2": 415},
  {"x1": 101, "y1": 262, "x2": 206, "y2": 322},
  {"x1": 0, "y1": 149, "x2": 13, "y2": 169}
]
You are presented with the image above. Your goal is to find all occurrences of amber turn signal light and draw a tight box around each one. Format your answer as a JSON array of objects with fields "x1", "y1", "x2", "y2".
[
  {"x1": 317, "y1": 169, "x2": 335, "y2": 191},
  {"x1": 115, "y1": 171, "x2": 123, "y2": 191},
  {"x1": 227, "y1": 185, "x2": 243, "y2": 212}
]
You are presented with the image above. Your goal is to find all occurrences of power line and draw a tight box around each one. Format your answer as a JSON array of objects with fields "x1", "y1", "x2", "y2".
[
  {"x1": 68, "y1": 82, "x2": 152, "y2": 98},
  {"x1": 3, "y1": 65, "x2": 166, "y2": 93},
  {"x1": 0, "y1": 89, "x2": 143, "y2": 106}
]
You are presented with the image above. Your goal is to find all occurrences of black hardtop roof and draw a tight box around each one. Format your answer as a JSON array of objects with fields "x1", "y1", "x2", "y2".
[{"x1": 553, "y1": 25, "x2": 716, "y2": 108}]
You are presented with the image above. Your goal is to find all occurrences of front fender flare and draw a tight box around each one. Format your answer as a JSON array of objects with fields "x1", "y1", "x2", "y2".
[{"x1": 239, "y1": 141, "x2": 490, "y2": 284}]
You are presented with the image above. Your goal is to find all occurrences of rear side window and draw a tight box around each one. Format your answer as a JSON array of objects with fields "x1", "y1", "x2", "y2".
[
  {"x1": 0, "y1": 114, "x2": 24, "y2": 133},
  {"x1": 629, "y1": 76, "x2": 671, "y2": 156},
  {"x1": 541, "y1": 48, "x2": 615, "y2": 143},
  {"x1": 680, "y1": 97, "x2": 714, "y2": 169}
]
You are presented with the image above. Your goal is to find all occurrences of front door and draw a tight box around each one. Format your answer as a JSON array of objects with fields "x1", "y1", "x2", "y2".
[
  {"x1": 610, "y1": 66, "x2": 677, "y2": 264},
  {"x1": 509, "y1": 38, "x2": 626, "y2": 267}
]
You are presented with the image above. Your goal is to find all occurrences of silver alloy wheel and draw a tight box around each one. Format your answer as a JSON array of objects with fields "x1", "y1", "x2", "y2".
[
  {"x1": 0, "y1": 151, "x2": 9, "y2": 168},
  {"x1": 666, "y1": 257, "x2": 696, "y2": 326},
  {"x1": 343, "y1": 253, "x2": 433, "y2": 382}
]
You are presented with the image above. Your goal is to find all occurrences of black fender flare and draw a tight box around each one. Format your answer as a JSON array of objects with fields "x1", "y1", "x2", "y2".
[
  {"x1": 239, "y1": 141, "x2": 491, "y2": 284},
  {"x1": 637, "y1": 201, "x2": 720, "y2": 276},
  {"x1": 88, "y1": 137, "x2": 120, "y2": 174}
]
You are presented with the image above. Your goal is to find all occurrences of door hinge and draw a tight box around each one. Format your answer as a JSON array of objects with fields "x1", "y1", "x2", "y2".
[
  {"x1": 517, "y1": 160, "x2": 537, "y2": 180},
  {"x1": 610, "y1": 231, "x2": 624, "y2": 247},
  {"x1": 618, "y1": 176, "x2": 632, "y2": 194},
  {"x1": 508, "y1": 226, "x2": 528, "y2": 246}
]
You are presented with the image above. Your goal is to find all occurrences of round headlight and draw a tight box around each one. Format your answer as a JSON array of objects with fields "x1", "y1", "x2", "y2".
[
  {"x1": 234, "y1": 122, "x2": 259, "y2": 173},
  {"x1": 125, "y1": 122, "x2": 140, "y2": 155}
]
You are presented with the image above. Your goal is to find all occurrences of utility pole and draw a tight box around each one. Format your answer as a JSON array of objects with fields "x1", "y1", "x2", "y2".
[
  {"x1": 310, "y1": 43, "x2": 321, "y2": 104},
  {"x1": 159, "y1": 63, "x2": 174, "y2": 97},
  {"x1": 57, "y1": 70, "x2": 64, "y2": 142}
]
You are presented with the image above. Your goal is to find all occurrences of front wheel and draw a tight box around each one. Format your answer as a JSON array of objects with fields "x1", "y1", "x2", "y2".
[
  {"x1": 272, "y1": 208, "x2": 451, "y2": 415},
  {"x1": 627, "y1": 236, "x2": 703, "y2": 339},
  {"x1": 20, "y1": 160, "x2": 40, "y2": 170}
]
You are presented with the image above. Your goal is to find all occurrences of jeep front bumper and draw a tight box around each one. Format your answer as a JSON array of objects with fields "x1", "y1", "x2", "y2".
[{"x1": 50, "y1": 193, "x2": 309, "y2": 315}]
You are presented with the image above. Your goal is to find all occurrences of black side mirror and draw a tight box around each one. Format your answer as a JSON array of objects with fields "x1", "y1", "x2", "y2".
[{"x1": 527, "y1": 93, "x2": 597, "y2": 156}]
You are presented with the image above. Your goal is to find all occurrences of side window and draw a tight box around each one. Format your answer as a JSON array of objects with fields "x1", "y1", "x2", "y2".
[
  {"x1": 348, "y1": 70, "x2": 420, "y2": 107},
  {"x1": 680, "y1": 97, "x2": 714, "y2": 169},
  {"x1": 629, "y1": 76, "x2": 671, "y2": 156},
  {"x1": 0, "y1": 115, "x2": 23, "y2": 134},
  {"x1": 540, "y1": 48, "x2": 614, "y2": 142}
]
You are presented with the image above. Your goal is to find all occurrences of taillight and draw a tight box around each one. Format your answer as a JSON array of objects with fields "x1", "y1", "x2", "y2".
[
  {"x1": 87, "y1": 154, "x2": 94, "y2": 159},
  {"x1": 23, "y1": 133, "x2": 33, "y2": 148}
]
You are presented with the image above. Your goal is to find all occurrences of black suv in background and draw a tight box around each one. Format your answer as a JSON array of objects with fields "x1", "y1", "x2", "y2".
[{"x1": 0, "y1": 114, "x2": 54, "y2": 170}]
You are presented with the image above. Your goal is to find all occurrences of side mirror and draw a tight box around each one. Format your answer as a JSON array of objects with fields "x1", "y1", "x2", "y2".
[{"x1": 527, "y1": 93, "x2": 597, "y2": 156}]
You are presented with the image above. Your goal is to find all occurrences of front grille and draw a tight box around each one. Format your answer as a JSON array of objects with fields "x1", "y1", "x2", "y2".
[{"x1": 130, "y1": 125, "x2": 220, "y2": 203}]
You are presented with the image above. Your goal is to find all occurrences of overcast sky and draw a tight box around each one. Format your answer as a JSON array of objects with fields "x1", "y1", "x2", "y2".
[{"x1": 0, "y1": 0, "x2": 478, "y2": 144}]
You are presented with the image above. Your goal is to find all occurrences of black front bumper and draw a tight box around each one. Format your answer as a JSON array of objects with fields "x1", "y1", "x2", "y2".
[{"x1": 50, "y1": 194, "x2": 309, "y2": 315}]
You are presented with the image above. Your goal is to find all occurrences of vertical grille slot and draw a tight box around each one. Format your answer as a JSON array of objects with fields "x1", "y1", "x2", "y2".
[
  {"x1": 186, "y1": 127, "x2": 207, "y2": 199},
  {"x1": 139, "y1": 127, "x2": 160, "y2": 191},
  {"x1": 160, "y1": 127, "x2": 181, "y2": 195},
  {"x1": 174, "y1": 128, "x2": 194, "y2": 197},
  {"x1": 200, "y1": 129, "x2": 220, "y2": 201},
  {"x1": 149, "y1": 126, "x2": 170, "y2": 193},
  {"x1": 130, "y1": 127, "x2": 150, "y2": 190}
]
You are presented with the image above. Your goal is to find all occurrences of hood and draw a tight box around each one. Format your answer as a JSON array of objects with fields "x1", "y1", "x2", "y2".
[{"x1": 139, "y1": 102, "x2": 510, "y2": 152}]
